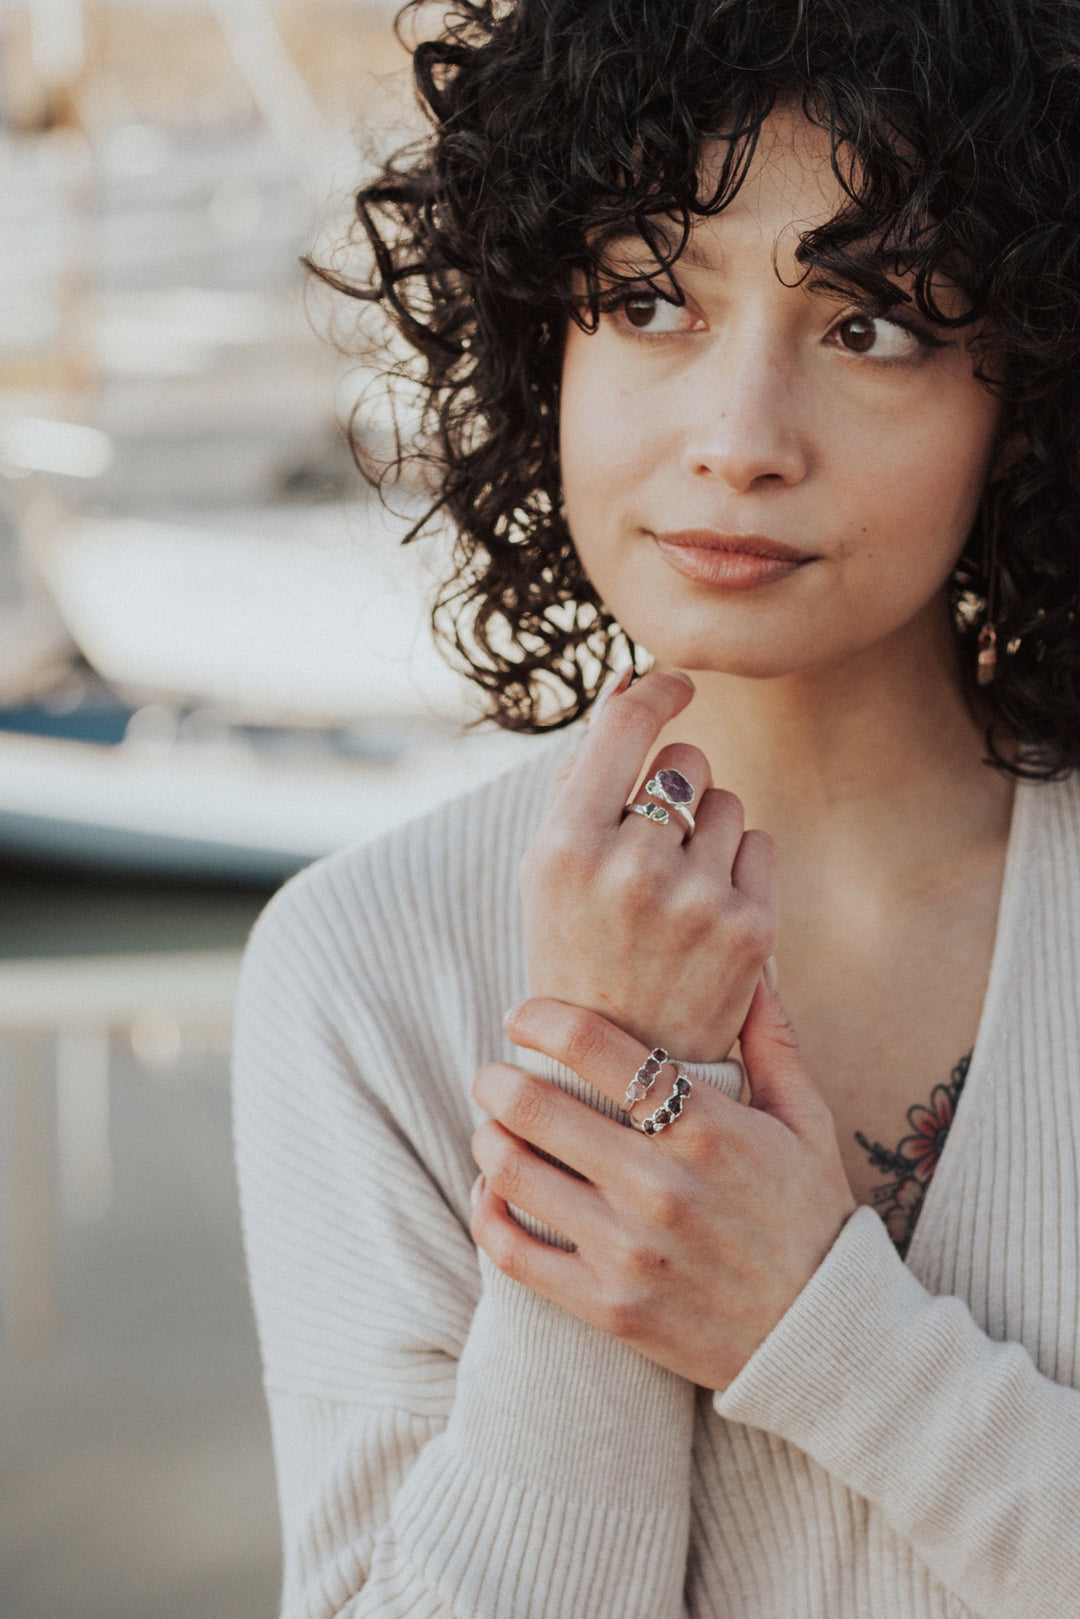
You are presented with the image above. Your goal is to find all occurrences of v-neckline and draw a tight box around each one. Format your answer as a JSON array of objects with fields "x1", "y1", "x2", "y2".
[{"x1": 902, "y1": 768, "x2": 1034, "y2": 1272}]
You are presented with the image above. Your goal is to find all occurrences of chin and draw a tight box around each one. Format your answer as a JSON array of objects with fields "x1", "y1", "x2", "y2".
[{"x1": 625, "y1": 622, "x2": 824, "y2": 680}]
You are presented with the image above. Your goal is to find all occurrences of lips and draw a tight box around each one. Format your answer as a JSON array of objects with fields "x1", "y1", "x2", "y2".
[
  {"x1": 650, "y1": 528, "x2": 812, "y2": 590},
  {"x1": 652, "y1": 529, "x2": 809, "y2": 562}
]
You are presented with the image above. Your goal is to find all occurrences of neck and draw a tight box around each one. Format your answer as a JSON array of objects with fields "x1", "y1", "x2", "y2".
[{"x1": 653, "y1": 598, "x2": 1016, "y2": 883}]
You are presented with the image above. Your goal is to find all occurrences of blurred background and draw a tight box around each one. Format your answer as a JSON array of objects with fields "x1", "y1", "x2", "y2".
[{"x1": 0, "y1": 4, "x2": 538, "y2": 1613}]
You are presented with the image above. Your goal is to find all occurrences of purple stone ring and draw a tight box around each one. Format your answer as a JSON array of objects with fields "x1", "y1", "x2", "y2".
[{"x1": 643, "y1": 767, "x2": 697, "y2": 839}]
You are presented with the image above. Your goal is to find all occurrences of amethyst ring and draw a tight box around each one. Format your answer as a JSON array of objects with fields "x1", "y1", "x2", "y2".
[{"x1": 645, "y1": 766, "x2": 697, "y2": 839}]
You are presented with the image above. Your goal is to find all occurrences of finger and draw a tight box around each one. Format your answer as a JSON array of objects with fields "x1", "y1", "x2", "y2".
[
  {"x1": 551, "y1": 669, "x2": 695, "y2": 832},
  {"x1": 739, "y1": 970, "x2": 822, "y2": 1136},
  {"x1": 622, "y1": 742, "x2": 712, "y2": 845},
  {"x1": 471, "y1": 1118, "x2": 608, "y2": 1246},
  {"x1": 552, "y1": 742, "x2": 583, "y2": 791},
  {"x1": 586, "y1": 663, "x2": 633, "y2": 726},
  {"x1": 683, "y1": 785, "x2": 746, "y2": 871},
  {"x1": 730, "y1": 826, "x2": 780, "y2": 912},
  {"x1": 473, "y1": 1061, "x2": 647, "y2": 1185},
  {"x1": 502, "y1": 999, "x2": 702, "y2": 1127},
  {"x1": 471, "y1": 1177, "x2": 601, "y2": 1311}
]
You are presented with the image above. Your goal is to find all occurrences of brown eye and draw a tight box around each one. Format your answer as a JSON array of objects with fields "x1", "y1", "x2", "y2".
[
  {"x1": 623, "y1": 293, "x2": 658, "y2": 328},
  {"x1": 838, "y1": 314, "x2": 877, "y2": 352}
]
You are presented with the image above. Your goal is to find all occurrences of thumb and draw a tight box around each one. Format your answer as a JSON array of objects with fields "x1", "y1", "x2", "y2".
[{"x1": 739, "y1": 960, "x2": 818, "y2": 1131}]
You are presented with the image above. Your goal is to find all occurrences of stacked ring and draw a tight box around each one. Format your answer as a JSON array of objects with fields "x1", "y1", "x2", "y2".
[
  {"x1": 632, "y1": 1070, "x2": 693, "y2": 1136},
  {"x1": 624, "y1": 1046, "x2": 673, "y2": 1105}
]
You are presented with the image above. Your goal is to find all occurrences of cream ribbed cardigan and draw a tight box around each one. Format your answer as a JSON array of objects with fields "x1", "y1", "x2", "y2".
[{"x1": 233, "y1": 726, "x2": 1080, "y2": 1619}]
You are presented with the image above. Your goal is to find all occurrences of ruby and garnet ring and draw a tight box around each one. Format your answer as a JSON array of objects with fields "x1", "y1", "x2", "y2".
[
  {"x1": 624, "y1": 1046, "x2": 673, "y2": 1105},
  {"x1": 632, "y1": 1070, "x2": 693, "y2": 1136},
  {"x1": 623, "y1": 1045, "x2": 693, "y2": 1135}
]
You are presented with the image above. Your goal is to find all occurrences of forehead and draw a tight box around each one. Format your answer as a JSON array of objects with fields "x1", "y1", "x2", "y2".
[{"x1": 606, "y1": 106, "x2": 847, "y2": 272}]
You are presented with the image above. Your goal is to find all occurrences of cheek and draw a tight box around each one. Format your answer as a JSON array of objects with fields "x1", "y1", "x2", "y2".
[
  {"x1": 828, "y1": 382, "x2": 999, "y2": 591},
  {"x1": 559, "y1": 331, "x2": 658, "y2": 525}
]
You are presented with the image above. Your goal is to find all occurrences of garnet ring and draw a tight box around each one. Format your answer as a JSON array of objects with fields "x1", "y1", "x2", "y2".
[
  {"x1": 624, "y1": 1046, "x2": 676, "y2": 1107},
  {"x1": 631, "y1": 1069, "x2": 693, "y2": 1136}
]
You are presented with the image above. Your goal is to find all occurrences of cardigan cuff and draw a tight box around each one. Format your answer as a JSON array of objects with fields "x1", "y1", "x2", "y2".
[
  {"x1": 712, "y1": 1205, "x2": 932, "y2": 1478},
  {"x1": 446, "y1": 1250, "x2": 695, "y2": 1510}
]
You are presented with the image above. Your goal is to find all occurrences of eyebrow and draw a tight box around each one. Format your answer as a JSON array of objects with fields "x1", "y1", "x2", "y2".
[
  {"x1": 602, "y1": 226, "x2": 718, "y2": 274},
  {"x1": 599, "y1": 222, "x2": 932, "y2": 317}
]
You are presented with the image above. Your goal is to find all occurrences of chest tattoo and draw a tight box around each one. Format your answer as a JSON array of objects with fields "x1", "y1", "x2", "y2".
[{"x1": 854, "y1": 1050, "x2": 972, "y2": 1258}]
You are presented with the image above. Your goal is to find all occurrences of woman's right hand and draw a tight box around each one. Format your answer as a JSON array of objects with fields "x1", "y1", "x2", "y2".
[{"x1": 519, "y1": 668, "x2": 779, "y2": 1063}]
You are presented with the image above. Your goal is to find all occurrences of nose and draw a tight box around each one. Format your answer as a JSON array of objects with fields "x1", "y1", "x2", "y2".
[{"x1": 680, "y1": 330, "x2": 809, "y2": 492}]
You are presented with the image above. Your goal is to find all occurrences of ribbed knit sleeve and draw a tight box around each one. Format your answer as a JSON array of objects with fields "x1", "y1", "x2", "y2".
[
  {"x1": 714, "y1": 1205, "x2": 1080, "y2": 1618},
  {"x1": 232, "y1": 776, "x2": 705, "y2": 1619}
]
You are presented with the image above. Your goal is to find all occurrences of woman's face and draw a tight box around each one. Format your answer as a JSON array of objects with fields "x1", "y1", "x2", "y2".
[{"x1": 559, "y1": 108, "x2": 1002, "y2": 679}]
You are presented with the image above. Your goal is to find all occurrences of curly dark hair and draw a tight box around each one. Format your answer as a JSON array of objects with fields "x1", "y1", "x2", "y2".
[{"x1": 314, "y1": 0, "x2": 1080, "y2": 778}]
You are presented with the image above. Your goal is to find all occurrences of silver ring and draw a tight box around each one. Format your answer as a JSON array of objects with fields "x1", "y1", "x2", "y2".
[
  {"x1": 645, "y1": 769, "x2": 697, "y2": 839},
  {"x1": 631, "y1": 1070, "x2": 692, "y2": 1136},
  {"x1": 624, "y1": 1046, "x2": 675, "y2": 1106},
  {"x1": 625, "y1": 801, "x2": 671, "y2": 825}
]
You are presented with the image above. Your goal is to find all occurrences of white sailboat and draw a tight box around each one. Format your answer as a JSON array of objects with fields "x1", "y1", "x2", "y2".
[{"x1": 0, "y1": 480, "x2": 540, "y2": 880}]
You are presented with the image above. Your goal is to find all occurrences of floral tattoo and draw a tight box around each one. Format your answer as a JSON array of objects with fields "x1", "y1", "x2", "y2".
[{"x1": 855, "y1": 1051, "x2": 972, "y2": 1258}]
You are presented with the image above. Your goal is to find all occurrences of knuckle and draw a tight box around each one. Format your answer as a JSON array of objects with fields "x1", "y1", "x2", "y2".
[
  {"x1": 631, "y1": 1160, "x2": 688, "y2": 1224},
  {"x1": 736, "y1": 831, "x2": 781, "y2": 905},
  {"x1": 486, "y1": 1131, "x2": 527, "y2": 1202},
  {"x1": 711, "y1": 787, "x2": 746, "y2": 826},
  {"x1": 681, "y1": 1124, "x2": 722, "y2": 1173},
  {"x1": 471, "y1": 1063, "x2": 506, "y2": 1107},
  {"x1": 608, "y1": 841, "x2": 665, "y2": 896},
  {"x1": 742, "y1": 826, "x2": 778, "y2": 863},
  {"x1": 600, "y1": 1287, "x2": 646, "y2": 1339},
  {"x1": 614, "y1": 1224, "x2": 672, "y2": 1284},
  {"x1": 486, "y1": 1221, "x2": 524, "y2": 1281},
  {"x1": 727, "y1": 901, "x2": 773, "y2": 959},
  {"x1": 471, "y1": 1117, "x2": 499, "y2": 1162},
  {"x1": 677, "y1": 876, "x2": 724, "y2": 929},
  {"x1": 605, "y1": 689, "x2": 663, "y2": 743},
  {"x1": 561, "y1": 1007, "x2": 614, "y2": 1074},
  {"x1": 505, "y1": 1075, "x2": 553, "y2": 1140},
  {"x1": 640, "y1": 1177, "x2": 689, "y2": 1229},
  {"x1": 522, "y1": 831, "x2": 585, "y2": 887}
]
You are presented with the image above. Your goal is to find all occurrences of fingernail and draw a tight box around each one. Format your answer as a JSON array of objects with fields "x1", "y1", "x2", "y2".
[
  {"x1": 763, "y1": 954, "x2": 779, "y2": 994},
  {"x1": 669, "y1": 670, "x2": 695, "y2": 692},
  {"x1": 502, "y1": 1003, "x2": 523, "y2": 1031},
  {"x1": 587, "y1": 664, "x2": 632, "y2": 725},
  {"x1": 470, "y1": 1174, "x2": 484, "y2": 1211}
]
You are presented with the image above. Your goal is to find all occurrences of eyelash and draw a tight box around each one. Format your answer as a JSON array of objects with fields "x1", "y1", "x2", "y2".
[
  {"x1": 596, "y1": 285, "x2": 692, "y2": 333},
  {"x1": 832, "y1": 309, "x2": 950, "y2": 359},
  {"x1": 599, "y1": 284, "x2": 948, "y2": 361}
]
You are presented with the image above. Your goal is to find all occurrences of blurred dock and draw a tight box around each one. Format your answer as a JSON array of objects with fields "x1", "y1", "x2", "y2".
[{"x1": 0, "y1": 4, "x2": 528, "y2": 1616}]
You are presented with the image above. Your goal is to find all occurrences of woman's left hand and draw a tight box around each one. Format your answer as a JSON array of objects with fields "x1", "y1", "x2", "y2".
[{"x1": 470, "y1": 972, "x2": 857, "y2": 1392}]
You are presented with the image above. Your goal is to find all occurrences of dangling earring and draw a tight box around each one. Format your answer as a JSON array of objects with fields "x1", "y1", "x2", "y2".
[{"x1": 976, "y1": 499, "x2": 999, "y2": 687}]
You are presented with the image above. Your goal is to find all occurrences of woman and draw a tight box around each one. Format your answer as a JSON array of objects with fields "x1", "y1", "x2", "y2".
[{"x1": 233, "y1": 1, "x2": 1080, "y2": 1614}]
